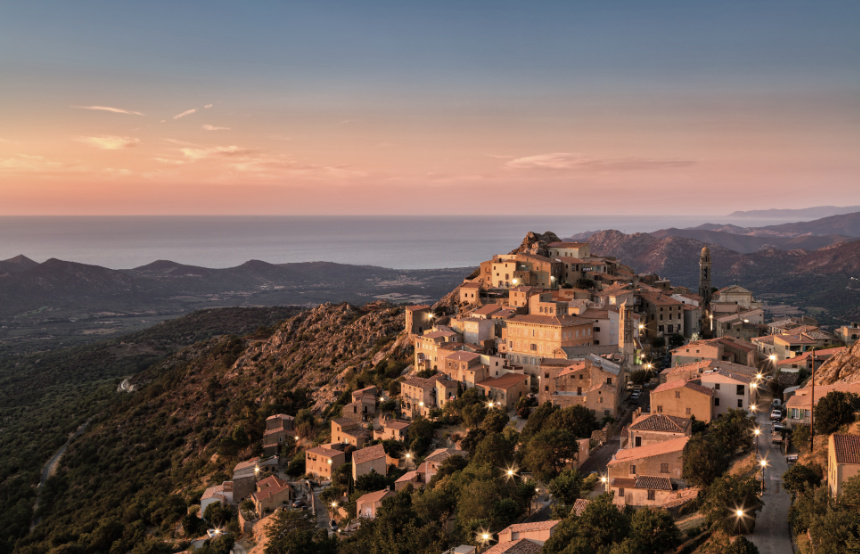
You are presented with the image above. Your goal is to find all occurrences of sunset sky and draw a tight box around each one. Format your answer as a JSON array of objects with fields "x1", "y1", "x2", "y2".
[{"x1": 1, "y1": 1, "x2": 858, "y2": 215}]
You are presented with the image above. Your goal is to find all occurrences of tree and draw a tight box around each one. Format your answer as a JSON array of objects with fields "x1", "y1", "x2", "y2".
[
  {"x1": 355, "y1": 470, "x2": 388, "y2": 494},
  {"x1": 700, "y1": 475, "x2": 763, "y2": 535},
  {"x1": 405, "y1": 417, "x2": 435, "y2": 455},
  {"x1": 710, "y1": 409, "x2": 755, "y2": 455},
  {"x1": 521, "y1": 427, "x2": 579, "y2": 482},
  {"x1": 543, "y1": 493, "x2": 630, "y2": 554},
  {"x1": 628, "y1": 507, "x2": 681, "y2": 553},
  {"x1": 480, "y1": 410, "x2": 510, "y2": 434},
  {"x1": 838, "y1": 474, "x2": 860, "y2": 510},
  {"x1": 549, "y1": 467, "x2": 583, "y2": 505},
  {"x1": 521, "y1": 402, "x2": 558, "y2": 441},
  {"x1": 792, "y1": 424, "x2": 811, "y2": 453},
  {"x1": 202, "y1": 502, "x2": 233, "y2": 526},
  {"x1": 266, "y1": 509, "x2": 337, "y2": 554},
  {"x1": 814, "y1": 391, "x2": 858, "y2": 435},
  {"x1": 782, "y1": 463, "x2": 822, "y2": 494},
  {"x1": 546, "y1": 405, "x2": 600, "y2": 439},
  {"x1": 471, "y1": 433, "x2": 516, "y2": 469},
  {"x1": 682, "y1": 434, "x2": 729, "y2": 486},
  {"x1": 628, "y1": 369, "x2": 652, "y2": 386}
]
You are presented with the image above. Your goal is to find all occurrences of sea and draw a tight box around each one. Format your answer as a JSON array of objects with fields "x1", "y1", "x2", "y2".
[{"x1": 0, "y1": 215, "x2": 801, "y2": 270}]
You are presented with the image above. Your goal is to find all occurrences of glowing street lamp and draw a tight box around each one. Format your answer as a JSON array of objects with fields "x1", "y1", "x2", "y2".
[
  {"x1": 503, "y1": 465, "x2": 519, "y2": 481},
  {"x1": 487, "y1": 401, "x2": 495, "y2": 409},
  {"x1": 734, "y1": 508, "x2": 747, "y2": 535},
  {"x1": 754, "y1": 427, "x2": 761, "y2": 451},
  {"x1": 760, "y1": 458, "x2": 769, "y2": 493}
]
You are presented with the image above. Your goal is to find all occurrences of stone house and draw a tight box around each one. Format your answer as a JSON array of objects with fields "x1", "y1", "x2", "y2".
[
  {"x1": 607, "y1": 436, "x2": 689, "y2": 483},
  {"x1": 356, "y1": 489, "x2": 395, "y2": 519},
  {"x1": 650, "y1": 380, "x2": 714, "y2": 423},
  {"x1": 352, "y1": 443, "x2": 387, "y2": 481},
  {"x1": 200, "y1": 481, "x2": 233, "y2": 516},
  {"x1": 610, "y1": 475, "x2": 675, "y2": 508},
  {"x1": 262, "y1": 413, "x2": 295, "y2": 457},
  {"x1": 698, "y1": 369, "x2": 755, "y2": 417},
  {"x1": 538, "y1": 355, "x2": 622, "y2": 418},
  {"x1": 496, "y1": 520, "x2": 560, "y2": 545},
  {"x1": 374, "y1": 419, "x2": 411, "y2": 442},
  {"x1": 405, "y1": 305, "x2": 432, "y2": 335},
  {"x1": 505, "y1": 314, "x2": 594, "y2": 375},
  {"x1": 476, "y1": 373, "x2": 530, "y2": 410},
  {"x1": 331, "y1": 418, "x2": 370, "y2": 448},
  {"x1": 784, "y1": 383, "x2": 860, "y2": 427},
  {"x1": 251, "y1": 475, "x2": 293, "y2": 517},
  {"x1": 828, "y1": 434, "x2": 860, "y2": 498},
  {"x1": 628, "y1": 413, "x2": 692, "y2": 448},
  {"x1": 305, "y1": 444, "x2": 346, "y2": 480}
]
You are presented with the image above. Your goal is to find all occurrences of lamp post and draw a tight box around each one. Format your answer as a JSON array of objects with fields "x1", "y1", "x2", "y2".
[
  {"x1": 477, "y1": 530, "x2": 492, "y2": 553},
  {"x1": 754, "y1": 427, "x2": 761, "y2": 452},
  {"x1": 760, "y1": 459, "x2": 768, "y2": 494},
  {"x1": 735, "y1": 508, "x2": 746, "y2": 535},
  {"x1": 600, "y1": 475, "x2": 608, "y2": 493}
]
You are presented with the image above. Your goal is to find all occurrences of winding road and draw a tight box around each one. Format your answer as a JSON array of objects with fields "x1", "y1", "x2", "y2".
[{"x1": 30, "y1": 418, "x2": 92, "y2": 531}]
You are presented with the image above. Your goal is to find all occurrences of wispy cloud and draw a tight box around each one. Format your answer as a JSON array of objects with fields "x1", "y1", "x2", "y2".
[
  {"x1": 172, "y1": 143, "x2": 366, "y2": 179},
  {"x1": 76, "y1": 136, "x2": 140, "y2": 150},
  {"x1": 173, "y1": 108, "x2": 197, "y2": 120},
  {"x1": 0, "y1": 154, "x2": 63, "y2": 171},
  {"x1": 504, "y1": 152, "x2": 696, "y2": 171},
  {"x1": 202, "y1": 124, "x2": 230, "y2": 131},
  {"x1": 73, "y1": 105, "x2": 144, "y2": 116},
  {"x1": 204, "y1": 104, "x2": 214, "y2": 109},
  {"x1": 180, "y1": 145, "x2": 254, "y2": 161}
]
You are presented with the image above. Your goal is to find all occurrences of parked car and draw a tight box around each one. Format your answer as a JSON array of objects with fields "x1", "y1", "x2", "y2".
[
  {"x1": 770, "y1": 409, "x2": 782, "y2": 421},
  {"x1": 771, "y1": 398, "x2": 782, "y2": 408},
  {"x1": 292, "y1": 500, "x2": 305, "y2": 508},
  {"x1": 630, "y1": 391, "x2": 641, "y2": 401}
]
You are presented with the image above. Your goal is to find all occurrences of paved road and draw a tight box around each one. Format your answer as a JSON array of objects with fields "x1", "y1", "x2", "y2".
[
  {"x1": 747, "y1": 411, "x2": 794, "y2": 554},
  {"x1": 30, "y1": 418, "x2": 91, "y2": 532}
]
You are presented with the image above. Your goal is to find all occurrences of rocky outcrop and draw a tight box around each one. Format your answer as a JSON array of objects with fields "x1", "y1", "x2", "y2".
[
  {"x1": 508, "y1": 231, "x2": 562, "y2": 256},
  {"x1": 813, "y1": 341, "x2": 860, "y2": 386}
]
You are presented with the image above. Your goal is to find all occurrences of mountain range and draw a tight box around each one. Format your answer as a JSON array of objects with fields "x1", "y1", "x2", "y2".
[
  {"x1": 572, "y1": 211, "x2": 860, "y2": 254},
  {"x1": 0, "y1": 257, "x2": 469, "y2": 353}
]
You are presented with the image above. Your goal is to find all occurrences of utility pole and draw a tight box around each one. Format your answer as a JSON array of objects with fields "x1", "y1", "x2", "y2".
[{"x1": 809, "y1": 348, "x2": 816, "y2": 451}]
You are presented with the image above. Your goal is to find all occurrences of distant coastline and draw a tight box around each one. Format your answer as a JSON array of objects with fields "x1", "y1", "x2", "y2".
[{"x1": 0, "y1": 214, "x2": 807, "y2": 270}]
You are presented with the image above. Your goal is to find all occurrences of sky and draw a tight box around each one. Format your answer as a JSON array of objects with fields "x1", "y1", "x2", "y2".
[{"x1": 1, "y1": 1, "x2": 858, "y2": 216}]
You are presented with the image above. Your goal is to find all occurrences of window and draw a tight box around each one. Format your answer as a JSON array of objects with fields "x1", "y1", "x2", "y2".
[
  {"x1": 660, "y1": 463, "x2": 669, "y2": 473},
  {"x1": 737, "y1": 399, "x2": 743, "y2": 408},
  {"x1": 686, "y1": 407, "x2": 691, "y2": 415},
  {"x1": 544, "y1": 386, "x2": 549, "y2": 392},
  {"x1": 544, "y1": 373, "x2": 550, "y2": 379},
  {"x1": 618, "y1": 487, "x2": 625, "y2": 497},
  {"x1": 629, "y1": 465, "x2": 636, "y2": 474},
  {"x1": 607, "y1": 378, "x2": 613, "y2": 384},
  {"x1": 635, "y1": 437, "x2": 642, "y2": 447},
  {"x1": 714, "y1": 397, "x2": 720, "y2": 406},
  {"x1": 736, "y1": 385, "x2": 744, "y2": 395},
  {"x1": 714, "y1": 383, "x2": 721, "y2": 390},
  {"x1": 656, "y1": 405, "x2": 662, "y2": 413},
  {"x1": 675, "y1": 391, "x2": 681, "y2": 399},
  {"x1": 647, "y1": 490, "x2": 656, "y2": 501}
]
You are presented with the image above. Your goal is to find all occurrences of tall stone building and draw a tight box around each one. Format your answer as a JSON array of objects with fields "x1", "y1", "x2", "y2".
[{"x1": 698, "y1": 247, "x2": 712, "y2": 306}]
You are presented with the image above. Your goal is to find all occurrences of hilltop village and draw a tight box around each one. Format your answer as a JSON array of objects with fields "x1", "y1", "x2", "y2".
[{"x1": 190, "y1": 233, "x2": 860, "y2": 554}]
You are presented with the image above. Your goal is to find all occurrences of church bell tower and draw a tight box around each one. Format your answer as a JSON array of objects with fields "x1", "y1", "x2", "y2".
[{"x1": 699, "y1": 246, "x2": 712, "y2": 305}]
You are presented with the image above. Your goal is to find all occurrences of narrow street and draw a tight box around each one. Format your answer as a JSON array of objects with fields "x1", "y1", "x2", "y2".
[{"x1": 746, "y1": 410, "x2": 794, "y2": 554}]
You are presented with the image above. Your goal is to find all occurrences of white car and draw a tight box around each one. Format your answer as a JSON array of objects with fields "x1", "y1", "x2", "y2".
[{"x1": 770, "y1": 409, "x2": 782, "y2": 421}]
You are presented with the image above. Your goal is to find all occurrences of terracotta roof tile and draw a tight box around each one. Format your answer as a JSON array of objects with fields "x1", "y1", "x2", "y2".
[
  {"x1": 572, "y1": 498, "x2": 591, "y2": 516},
  {"x1": 484, "y1": 539, "x2": 543, "y2": 554},
  {"x1": 499, "y1": 520, "x2": 560, "y2": 534},
  {"x1": 634, "y1": 476, "x2": 673, "y2": 490},
  {"x1": 652, "y1": 380, "x2": 714, "y2": 397},
  {"x1": 608, "y1": 436, "x2": 689, "y2": 465},
  {"x1": 832, "y1": 434, "x2": 860, "y2": 465},
  {"x1": 352, "y1": 444, "x2": 386, "y2": 465},
  {"x1": 630, "y1": 414, "x2": 691, "y2": 433}
]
